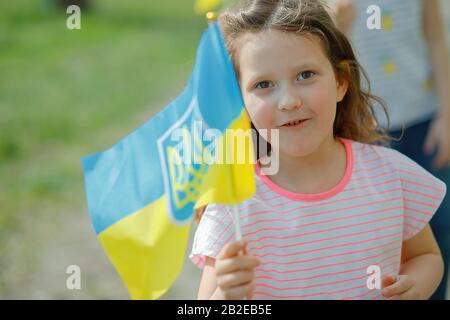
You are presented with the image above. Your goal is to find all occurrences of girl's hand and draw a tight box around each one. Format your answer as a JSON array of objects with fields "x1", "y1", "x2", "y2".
[
  {"x1": 423, "y1": 114, "x2": 450, "y2": 170},
  {"x1": 381, "y1": 275, "x2": 422, "y2": 300},
  {"x1": 214, "y1": 240, "x2": 261, "y2": 300},
  {"x1": 328, "y1": 0, "x2": 357, "y2": 34}
]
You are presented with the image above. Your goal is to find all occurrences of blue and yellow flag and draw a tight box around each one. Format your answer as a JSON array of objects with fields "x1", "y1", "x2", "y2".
[{"x1": 81, "y1": 22, "x2": 255, "y2": 299}]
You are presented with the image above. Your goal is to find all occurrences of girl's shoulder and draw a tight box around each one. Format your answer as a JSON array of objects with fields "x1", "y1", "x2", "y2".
[
  {"x1": 349, "y1": 139, "x2": 416, "y2": 168},
  {"x1": 349, "y1": 139, "x2": 446, "y2": 193}
]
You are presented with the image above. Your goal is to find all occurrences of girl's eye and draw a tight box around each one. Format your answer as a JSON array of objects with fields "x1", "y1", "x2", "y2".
[
  {"x1": 298, "y1": 71, "x2": 315, "y2": 81},
  {"x1": 255, "y1": 81, "x2": 273, "y2": 89}
]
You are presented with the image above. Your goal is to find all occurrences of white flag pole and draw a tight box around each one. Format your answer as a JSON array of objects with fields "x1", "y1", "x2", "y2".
[
  {"x1": 231, "y1": 204, "x2": 248, "y2": 300},
  {"x1": 231, "y1": 204, "x2": 242, "y2": 242}
]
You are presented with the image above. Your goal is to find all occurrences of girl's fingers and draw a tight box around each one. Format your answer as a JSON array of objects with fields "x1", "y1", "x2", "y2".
[
  {"x1": 382, "y1": 275, "x2": 414, "y2": 297},
  {"x1": 216, "y1": 256, "x2": 261, "y2": 275},
  {"x1": 381, "y1": 275, "x2": 396, "y2": 289},
  {"x1": 217, "y1": 240, "x2": 247, "y2": 260},
  {"x1": 246, "y1": 281, "x2": 256, "y2": 300},
  {"x1": 239, "y1": 241, "x2": 248, "y2": 256},
  {"x1": 243, "y1": 242, "x2": 248, "y2": 254},
  {"x1": 221, "y1": 281, "x2": 255, "y2": 300},
  {"x1": 217, "y1": 270, "x2": 255, "y2": 289},
  {"x1": 387, "y1": 290, "x2": 417, "y2": 300},
  {"x1": 387, "y1": 289, "x2": 420, "y2": 300}
]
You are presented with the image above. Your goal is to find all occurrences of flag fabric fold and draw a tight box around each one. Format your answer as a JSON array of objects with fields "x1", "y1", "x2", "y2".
[{"x1": 81, "y1": 22, "x2": 255, "y2": 299}]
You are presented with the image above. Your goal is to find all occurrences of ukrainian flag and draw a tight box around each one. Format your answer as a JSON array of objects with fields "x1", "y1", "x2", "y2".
[{"x1": 81, "y1": 22, "x2": 255, "y2": 300}]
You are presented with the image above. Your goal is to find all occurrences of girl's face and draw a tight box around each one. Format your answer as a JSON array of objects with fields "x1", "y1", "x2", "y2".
[{"x1": 237, "y1": 29, "x2": 348, "y2": 158}]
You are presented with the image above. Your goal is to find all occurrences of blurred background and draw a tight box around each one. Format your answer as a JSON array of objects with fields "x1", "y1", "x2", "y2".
[
  {"x1": 1, "y1": 0, "x2": 450, "y2": 300},
  {"x1": 0, "y1": 0, "x2": 205, "y2": 299}
]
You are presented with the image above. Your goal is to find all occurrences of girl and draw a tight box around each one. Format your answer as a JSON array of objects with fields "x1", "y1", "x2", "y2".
[{"x1": 190, "y1": 0, "x2": 446, "y2": 300}]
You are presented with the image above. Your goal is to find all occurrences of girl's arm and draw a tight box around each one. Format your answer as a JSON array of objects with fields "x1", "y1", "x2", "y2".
[
  {"x1": 382, "y1": 224, "x2": 443, "y2": 299},
  {"x1": 197, "y1": 256, "x2": 221, "y2": 299},
  {"x1": 198, "y1": 256, "x2": 247, "y2": 300},
  {"x1": 422, "y1": 0, "x2": 450, "y2": 169}
]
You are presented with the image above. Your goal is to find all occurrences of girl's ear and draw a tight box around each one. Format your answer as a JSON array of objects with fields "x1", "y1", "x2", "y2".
[{"x1": 336, "y1": 61, "x2": 350, "y2": 103}]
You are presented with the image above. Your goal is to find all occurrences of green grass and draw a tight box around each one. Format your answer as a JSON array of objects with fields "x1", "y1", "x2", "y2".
[{"x1": 0, "y1": 0, "x2": 205, "y2": 270}]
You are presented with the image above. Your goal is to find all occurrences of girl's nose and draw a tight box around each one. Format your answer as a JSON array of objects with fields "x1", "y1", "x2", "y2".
[{"x1": 277, "y1": 84, "x2": 302, "y2": 111}]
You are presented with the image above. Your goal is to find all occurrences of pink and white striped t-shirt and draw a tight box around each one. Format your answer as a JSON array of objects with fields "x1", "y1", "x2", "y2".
[{"x1": 190, "y1": 137, "x2": 446, "y2": 300}]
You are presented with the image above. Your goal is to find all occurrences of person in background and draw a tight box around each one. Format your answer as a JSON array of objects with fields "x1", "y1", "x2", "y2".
[{"x1": 331, "y1": 0, "x2": 450, "y2": 299}]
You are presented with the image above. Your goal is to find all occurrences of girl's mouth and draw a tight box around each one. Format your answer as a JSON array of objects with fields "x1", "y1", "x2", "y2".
[{"x1": 281, "y1": 118, "x2": 310, "y2": 128}]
